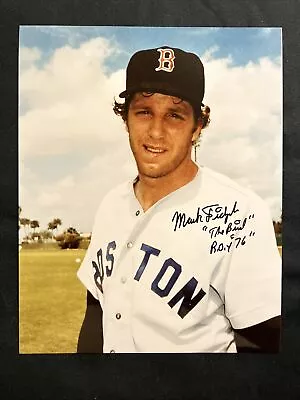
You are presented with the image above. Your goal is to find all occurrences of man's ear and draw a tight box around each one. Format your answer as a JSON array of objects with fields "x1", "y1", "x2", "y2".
[{"x1": 192, "y1": 120, "x2": 202, "y2": 143}]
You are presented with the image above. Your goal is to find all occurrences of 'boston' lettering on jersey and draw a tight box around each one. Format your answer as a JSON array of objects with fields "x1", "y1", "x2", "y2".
[
  {"x1": 92, "y1": 241, "x2": 206, "y2": 318},
  {"x1": 92, "y1": 241, "x2": 116, "y2": 293}
]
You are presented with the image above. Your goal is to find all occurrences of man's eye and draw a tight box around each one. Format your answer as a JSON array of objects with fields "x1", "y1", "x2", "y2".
[
  {"x1": 170, "y1": 113, "x2": 183, "y2": 120},
  {"x1": 136, "y1": 110, "x2": 150, "y2": 115}
]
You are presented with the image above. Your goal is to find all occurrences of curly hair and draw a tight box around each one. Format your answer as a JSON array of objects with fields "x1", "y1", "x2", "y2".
[{"x1": 113, "y1": 92, "x2": 211, "y2": 135}]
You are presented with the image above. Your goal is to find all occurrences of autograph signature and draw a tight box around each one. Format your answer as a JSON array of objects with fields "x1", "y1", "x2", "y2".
[
  {"x1": 171, "y1": 202, "x2": 256, "y2": 254},
  {"x1": 172, "y1": 202, "x2": 239, "y2": 232}
]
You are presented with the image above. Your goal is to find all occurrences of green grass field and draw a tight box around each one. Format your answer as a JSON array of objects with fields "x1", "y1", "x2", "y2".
[
  {"x1": 19, "y1": 246, "x2": 282, "y2": 354},
  {"x1": 19, "y1": 248, "x2": 87, "y2": 353}
]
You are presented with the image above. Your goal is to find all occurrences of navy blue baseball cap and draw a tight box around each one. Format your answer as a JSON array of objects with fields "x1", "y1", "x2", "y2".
[{"x1": 119, "y1": 46, "x2": 205, "y2": 111}]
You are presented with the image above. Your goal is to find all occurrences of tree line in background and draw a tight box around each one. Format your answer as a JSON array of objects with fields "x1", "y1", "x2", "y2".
[
  {"x1": 18, "y1": 206, "x2": 90, "y2": 249},
  {"x1": 19, "y1": 207, "x2": 282, "y2": 248}
]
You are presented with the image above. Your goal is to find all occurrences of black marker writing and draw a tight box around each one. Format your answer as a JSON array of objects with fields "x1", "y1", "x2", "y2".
[
  {"x1": 202, "y1": 201, "x2": 239, "y2": 224},
  {"x1": 172, "y1": 207, "x2": 203, "y2": 232},
  {"x1": 210, "y1": 241, "x2": 233, "y2": 254}
]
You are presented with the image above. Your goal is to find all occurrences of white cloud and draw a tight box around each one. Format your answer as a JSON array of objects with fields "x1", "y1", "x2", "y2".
[
  {"x1": 197, "y1": 52, "x2": 282, "y2": 220},
  {"x1": 185, "y1": 28, "x2": 221, "y2": 36},
  {"x1": 37, "y1": 191, "x2": 62, "y2": 207},
  {"x1": 57, "y1": 175, "x2": 75, "y2": 188},
  {"x1": 201, "y1": 46, "x2": 221, "y2": 63},
  {"x1": 19, "y1": 46, "x2": 41, "y2": 71},
  {"x1": 19, "y1": 38, "x2": 126, "y2": 157},
  {"x1": 20, "y1": 37, "x2": 118, "y2": 109}
]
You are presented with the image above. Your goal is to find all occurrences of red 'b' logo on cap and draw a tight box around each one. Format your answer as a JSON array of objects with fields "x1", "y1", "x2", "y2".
[{"x1": 155, "y1": 48, "x2": 175, "y2": 72}]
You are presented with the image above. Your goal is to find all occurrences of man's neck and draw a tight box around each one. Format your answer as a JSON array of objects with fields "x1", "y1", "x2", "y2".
[{"x1": 134, "y1": 161, "x2": 198, "y2": 212}]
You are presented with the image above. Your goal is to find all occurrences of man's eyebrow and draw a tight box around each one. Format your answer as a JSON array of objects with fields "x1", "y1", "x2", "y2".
[
  {"x1": 170, "y1": 104, "x2": 189, "y2": 111},
  {"x1": 167, "y1": 104, "x2": 190, "y2": 115},
  {"x1": 129, "y1": 97, "x2": 191, "y2": 114},
  {"x1": 129, "y1": 97, "x2": 149, "y2": 107},
  {"x1": 130, "y1": 105, "x2": 152, "y2": 113}
]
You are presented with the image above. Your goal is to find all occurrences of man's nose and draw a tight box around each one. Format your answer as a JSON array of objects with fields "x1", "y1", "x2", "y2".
[{"x1": 148, "y1": 116, "x2": 165, "y2": 139}]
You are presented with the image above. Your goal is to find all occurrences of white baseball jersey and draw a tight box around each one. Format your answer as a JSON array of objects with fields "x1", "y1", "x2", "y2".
[{"x1": 77, "y1": 165, "x2": 281, "y2": 353}]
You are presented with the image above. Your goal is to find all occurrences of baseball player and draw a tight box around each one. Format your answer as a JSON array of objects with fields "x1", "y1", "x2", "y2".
[{"x1": 77, "y1": 46, "x2": 281, "y2": 353}]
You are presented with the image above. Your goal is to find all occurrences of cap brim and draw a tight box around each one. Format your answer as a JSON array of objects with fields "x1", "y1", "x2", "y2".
[
  {"x1": 118, "y1": 86, "x2": 204, "y2": 108},
  {"x1": 118, "y1": 87, "x2": 157, "y2": 98},
  {"x1": 119, "y1": 90, "x2": 127, "y2": 98},
  {"x1": 118, "y1": 83, "x2": 181, "y2": 99}
]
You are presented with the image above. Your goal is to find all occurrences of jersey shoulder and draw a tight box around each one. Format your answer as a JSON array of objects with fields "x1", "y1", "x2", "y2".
[
  {"x1": 92, "y1": 177, "x2": 134, "y2": 222},
  {"x1": 103, "y1": 178, "x2": 133, "y2": 202},
  {"x1": 201, "y1": 166, "x2": 268, "y2": 210}
]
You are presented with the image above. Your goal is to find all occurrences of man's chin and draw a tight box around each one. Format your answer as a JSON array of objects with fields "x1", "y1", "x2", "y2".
[{"x1": 138, "y1": 165, "x2": 167, "y2": 179}]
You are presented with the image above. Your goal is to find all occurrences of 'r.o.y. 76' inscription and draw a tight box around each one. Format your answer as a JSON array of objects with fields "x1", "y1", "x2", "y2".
[{"x1": 171, "y1": 202, "x2": 256, "y2": 254}]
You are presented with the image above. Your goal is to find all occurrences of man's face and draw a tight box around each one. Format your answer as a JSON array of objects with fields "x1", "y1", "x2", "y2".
[{"x1": 127, "y1": 92, "x2": 201, "y2": 180}]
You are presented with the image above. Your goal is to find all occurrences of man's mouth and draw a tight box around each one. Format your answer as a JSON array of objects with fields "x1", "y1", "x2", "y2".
[{"x1": 144, "y1": 145, "x2": 166, "y2": 154}]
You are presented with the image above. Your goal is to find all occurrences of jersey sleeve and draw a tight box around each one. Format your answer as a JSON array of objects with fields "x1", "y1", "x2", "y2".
[
  {"x1": 77, "y1": 239, "x2": 100, "y2": 301},
  {"x1": 224, "y1": 195, "x2": 282, "y2": 329},
  {"x1": 76, "y1": 180, "x2": 129, "y2": 306},
  {"x1": 77, "y1": 206, "x2": 104, "y2": 304}
]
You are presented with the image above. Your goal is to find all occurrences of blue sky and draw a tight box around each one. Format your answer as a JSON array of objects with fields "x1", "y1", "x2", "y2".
[
  {"x1": 20, "y1": 26, "x2": 281, "y2": 69},
  {"x1": 19, "y1": 26, "x2": 282, "y2": 234}
]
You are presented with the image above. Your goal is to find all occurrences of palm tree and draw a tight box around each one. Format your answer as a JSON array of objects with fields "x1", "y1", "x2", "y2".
[
  {"x1": 30, "y1": 220, "x2": 40, "y2": 234},
  {"x1": 53, "y1": 218, "x2": 62, "y2": 235},
  {"x1": 47, "y1": 218, "x2": 62, "y2": 238},
  {"x1": 20, "y1": 218, "x2": 31, "y2": 239},
  {"x1": 48, "y1": 221, "x2": 56, "y2": 239}
]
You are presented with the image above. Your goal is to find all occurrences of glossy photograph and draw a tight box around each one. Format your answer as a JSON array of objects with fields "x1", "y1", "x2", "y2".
[{"x1": 19, "y1": 26, "x2": 282, "y2": 354}]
